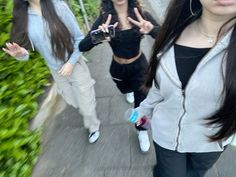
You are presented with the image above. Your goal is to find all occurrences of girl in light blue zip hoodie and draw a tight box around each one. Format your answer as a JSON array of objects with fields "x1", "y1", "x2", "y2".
[{"x1": 3, "y1": 0, "x2": 100, "y2": 143}]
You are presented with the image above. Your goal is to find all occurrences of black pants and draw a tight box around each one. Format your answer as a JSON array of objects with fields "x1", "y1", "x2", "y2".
[
  {"x1": 153, "y1": 143, "x2": 223, "y2": 177},
  {"x1": 109, "y1": 53, "x2": 148, "y2": 108}
]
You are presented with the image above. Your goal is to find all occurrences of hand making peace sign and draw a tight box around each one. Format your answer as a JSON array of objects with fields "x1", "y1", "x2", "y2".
[
  {"x1": 98, "y1": 14, "x2": 118, "y2": 33},
  {"x1": 128, "y1": 8, "x2": 154, "y2": 34}
]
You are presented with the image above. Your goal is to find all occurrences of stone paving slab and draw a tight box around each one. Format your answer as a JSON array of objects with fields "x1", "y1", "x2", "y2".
[
  {"x1": 96, "y1": 97, "x2": 110, "y2": 124},
  {"x1": 105, "y1": 169, "x2": 153, "y2": 177},
  {"x1": 205, "y1": 166, "x2": 219, "y2": 177},
  {"x1": 94, "y1": 78, "x2": 121, "y2": 98},
  {"x1": 215, "y1": 146, "x2": 236, "y2": 177},
  {"x1": 64, "y1": 168, "x2": 105, "y2": 177},
  {"x1": 82, "y1": 124, "x2": 131, "y2": 169},
  {"x1": 109, "y1": 95, "x2": 133, "y2": 124},
  {"x1": 33, "y1": 128, "x2": 88, "y2": 177}
]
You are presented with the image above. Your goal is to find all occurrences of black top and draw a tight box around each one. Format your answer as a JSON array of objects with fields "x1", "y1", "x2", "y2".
[
  {"x1": 174, "y1": 44, "x2": 211, "y2": 89},
  {"x1": 79, "y1": 11, "x2": 160, "y2": 59}
]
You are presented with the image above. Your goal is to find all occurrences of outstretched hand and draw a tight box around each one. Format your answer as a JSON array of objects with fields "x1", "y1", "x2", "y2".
[
  {"x1": 2, "y1": 42, "x2": 29, "y2": 58},
  {"x1": 128, "y1": 8, "x2": 154, "y2": 34}
]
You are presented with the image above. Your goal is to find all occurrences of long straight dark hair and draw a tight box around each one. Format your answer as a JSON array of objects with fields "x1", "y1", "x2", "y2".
[
  {"x1": 146, "y1": 0, "x2": 236, "y2": 141},
  {"x1": 11, "y1": 0, "x2": 73, "y2": 62}
]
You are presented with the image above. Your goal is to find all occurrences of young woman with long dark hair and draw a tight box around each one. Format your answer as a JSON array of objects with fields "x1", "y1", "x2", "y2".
[
  {"x1": 3, "y1": 0, "x2": 101, "y2": 143},
  {"x1": 134, "y1": 0, "x2": 236, "y2": 176},
  {"x1": 79, "y1": 0, "x2": 160, "y2": 153}
]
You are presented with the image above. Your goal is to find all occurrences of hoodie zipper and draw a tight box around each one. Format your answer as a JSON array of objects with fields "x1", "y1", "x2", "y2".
[
  {"x1": 174, "y1": 50, "x2": 211, "y2": 151},
  {"x1": 175, "y1": 89, "x2": 186, "y2": 151}
]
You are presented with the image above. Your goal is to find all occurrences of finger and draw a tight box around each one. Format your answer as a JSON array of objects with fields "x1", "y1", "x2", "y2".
[
  {"x1": 5, "y1": 43, "x2": 10, "y2": 50},
  {"x1": 12, "y1": 43, "x2": 18, "y2": 50},
  {"x1": 102, "y1": 24, "x2": 109, "y2": 33},
  {"x1": 67, "y1": 71, "x2": 72, "y2": 76},
  {"x1": 134, "y1": 8, "x2": 144, "y2": 22},
  {"x1": 105, "y1": 14, "x2": 112, "y2": 26},
  {"x1": 113, "y1": 22, "x2": 119, "y2": 28},
  {"x1": 128, "y1": 17, "x2": 141, "y2": 27},
  {"x1": 2, "y1": 48, "x2": 15, "y2": 56},
  {"x1": 7, "y1": 43, "x2": 16, "y2": 51},
  {"x1": 64, "y1": 71, "x2": 70, "y2": 76},
  {"x1": 58, "y1": 66, "x2": 64, "y2": 74},
  {"x1": 60, "y1": 70, "x2": 66, "y2": 76},
  {"x1": 5, "y1": 43, "x2": 11, "y2": 50},
  {"x1": 136, "y1": 119, "x2": 142, "y2": 126},
  {"x1": 98, "y1": 25, "x2": 106, "y2": 32}
]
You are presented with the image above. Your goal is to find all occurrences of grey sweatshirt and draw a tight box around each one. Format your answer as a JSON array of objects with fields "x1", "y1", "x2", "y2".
[
  {"x1": 18, "y1": 0, "x2": 84, "y2": 70},
  {"x1": 136, "y1": 29, "x2": 234, "y2": 153}
]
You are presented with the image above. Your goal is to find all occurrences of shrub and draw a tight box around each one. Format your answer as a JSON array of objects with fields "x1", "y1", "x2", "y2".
[{"x1": 67, "y1": 0, "x2": 100, "y2": 32}]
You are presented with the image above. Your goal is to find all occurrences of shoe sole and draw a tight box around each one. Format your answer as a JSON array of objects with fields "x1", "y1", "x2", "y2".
[{"x1": 140, "y1": 148, "x2": 150, "y2": 153}]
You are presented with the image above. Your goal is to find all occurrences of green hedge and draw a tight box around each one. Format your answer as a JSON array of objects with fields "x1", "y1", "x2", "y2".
[{"x1": 0, "y1": 0, "x2": 99, "y2": 177}]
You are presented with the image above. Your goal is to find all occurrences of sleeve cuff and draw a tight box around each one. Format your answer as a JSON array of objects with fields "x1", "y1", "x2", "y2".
[
  {"x1": 148, "y1": 26, "x2": 160, "y2": 39},
  {"x1": 16, "y1": 54, "x2": 29, "y2": 61},
  {"x1": 67, "y1": 56, "x2": 80, "y2": 65}
]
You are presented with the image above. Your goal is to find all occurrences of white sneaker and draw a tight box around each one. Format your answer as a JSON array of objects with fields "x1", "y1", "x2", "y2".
[
  {"x1": 126, "y1": 92, "x2": 134, "y2": 104},
  {"x1": 88, "y1": 130, "x2": 100, "y2": 143},
  {"x1": 138, "y1": 131, "x2": 150, "y2": 153}
]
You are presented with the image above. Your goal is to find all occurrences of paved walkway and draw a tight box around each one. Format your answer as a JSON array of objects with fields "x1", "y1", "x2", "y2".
[{"x1": 32, "y1": 1, "x2": 236, "y2": 177}]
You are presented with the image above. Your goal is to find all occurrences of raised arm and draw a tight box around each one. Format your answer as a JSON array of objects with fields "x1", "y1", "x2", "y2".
[
  {"x1": 128, "y1": 8, "x2": 160, "y2": 39},
  {"x1": 79, "y1": 14, "x2": 118, "y2": 52},
  {"x1": 79, "y1": 15, "x2": 104, "y2": 52}
]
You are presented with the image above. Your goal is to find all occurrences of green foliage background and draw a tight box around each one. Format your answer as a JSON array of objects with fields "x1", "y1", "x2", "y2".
[
  {"x1": 0, "y1": 0, "x2": 99, "y2": 176},
  {"x1": 67, "y1": 0, "x2": 100, "y2": 32}
]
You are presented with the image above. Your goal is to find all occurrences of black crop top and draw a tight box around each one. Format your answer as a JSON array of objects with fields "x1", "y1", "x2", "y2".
[
  {"x1": 79, "y1": 11, "x2": 160, "y2": 59},
  {"x1": 174, "y1": 44, "x2": 211, "y2": 89}
]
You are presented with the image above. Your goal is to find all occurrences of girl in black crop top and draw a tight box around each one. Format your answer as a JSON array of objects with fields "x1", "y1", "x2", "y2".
[{"x1": 79, "y1": 0, "x2": 160, "y2": 153}]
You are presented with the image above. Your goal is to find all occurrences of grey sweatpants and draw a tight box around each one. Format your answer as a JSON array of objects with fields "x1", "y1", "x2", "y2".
[{"x1": 50, "y1": 59, "x2": 100, "y2": 133}]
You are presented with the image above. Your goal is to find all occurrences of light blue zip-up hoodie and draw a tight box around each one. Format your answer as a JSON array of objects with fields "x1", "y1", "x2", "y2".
[
  {"x1": 137, "y1": 29, "x2": 234, "y2": 153},
  {"x1": 17, "y1": 0, "x2": 84, "y2": 70}
]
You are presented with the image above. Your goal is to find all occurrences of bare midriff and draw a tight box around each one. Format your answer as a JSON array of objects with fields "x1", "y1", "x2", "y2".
[{"x1": 113, "y1": 51, "x2": 142, "y2": 64}]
